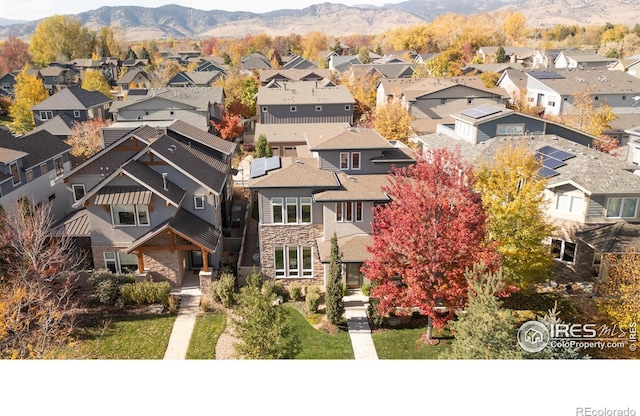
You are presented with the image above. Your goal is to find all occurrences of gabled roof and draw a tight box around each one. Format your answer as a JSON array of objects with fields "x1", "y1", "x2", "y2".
[
  {"x1": 401, "y1": 76, "x2": 507, "y2": 101},
  {"x1": 168, "y1": 71, "x2": 221, "y2": 86},
  {"x1": 117, "y1": 69, "x2": 150, "y2": 85},
  {"x1": 168, "y1": 119, "x2": 236, "y2": 156},
  {"x1": 1, "y1": 129, "x2": 71, "y2": 169},
  {"x1": 313, "y1": 172, "x2": 390, "y2": 202},
  {"x1": 306, "y1": 127, "x2": 393, "y2": 151},
  {"x1": 31, "y1": 113, "x2": 76, "y2": 137},
  {"x1": 254, "y1": 122, "x2": 347, "y2": 145},
  {"x1": 148, "y1": 135, "x2": 229, "y2": 194},
  {"x1": 32, "y1": 86, "x2": 112, "y2": 111},
  {"x1": 260, "y1": 69, "x2": 332, "y2": 84},
  {"x1": 283, "y1": 55, "x2": 317, "y2": 70},
  {"x1": 241, "y1": 52, "x2": 272, "y2": 70},
  {"x1": 126, "y1": 208, "x2": 220, "y2": 254},
  {"x1": 121, "y1": 159, "x2": 186, "y2": 207},
  {"x1": 249, "y1": 157, "x2": 339, "y2": 189},
  {"x1": 525, "y1": 68, "x2": 640, "y2": 96},
  {"x1": 348, "y1": 63, "x2": 416, "y2": 79},
  {"x1": 38, "y1": 66, "x2": 67, "y2": 77},
  {"x1": 257, "y1": 81, "x2": 354, "y2": 106},
  {"x1": 109, "y1": 87, "x2": 223, "y2": 113}
]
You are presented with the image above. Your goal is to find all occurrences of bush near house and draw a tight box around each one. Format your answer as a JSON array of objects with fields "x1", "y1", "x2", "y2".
[
  {"x1": 87, "y1": 269, "x2": 135, "y2": 306},
  {"x1": 120, "y1": 281, "x2": 172, "y2": 306}
]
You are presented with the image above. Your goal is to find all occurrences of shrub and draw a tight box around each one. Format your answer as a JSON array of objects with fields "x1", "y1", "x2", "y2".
[
  {"x1": 209, "y1": 281, "x2": 222, "y2": 303},
  {"x1": 306, "y1": 285, "x2": 320, "y2": 296},
  {"x1": 368, "y1": 297, "x2": 385, "y2": 327},
  {"x1": 246, "y1": 266, "x2": 262, "y2": 289},
  {"x1": 261, "y1": 279, "x2": 282, "y2": 298},
  {"x1": 120, "y1": 281, "x2": 172, "y2": 306},
  {"x1": 307, "y1": 313, "x2": 323, "y2": 325},
  {"x1": 306, "y1": 291, "x2": 320, "y2": 313},
  {"x1": 169, "y1": 295, "x2": 180, "y2": 313},
  {"x1": 217, "y1": 272, "x2": 236, "y2": 308},
  {"x1": 360, "y1": 283, "x2": 371, "y2": 296},
  {"x1": 87, "y1": 269, "x2": 135, "y2": 305},
  {"x1": 288, "y1": 281, "x2": 303, "y2": 301}
]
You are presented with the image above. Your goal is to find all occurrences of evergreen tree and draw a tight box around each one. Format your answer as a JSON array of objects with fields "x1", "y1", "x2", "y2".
[
  {"x1": 326, "y1": 232, "x2": 345, "y2": 325},
  {"x1": 254, "y1": 134, "x2": 273, "y2": 158},
  {"x1": 446, "y1": 264, "x2": 522, "y2": 359},
  {"x1": 126, "y1": 48, "x2": 138, "y2": 61},
  {"x1": 527, "y1": 302, "x2": 586, "y2": 359},
  {"x1": 494, "y1": 46, "x2": 507, "y2": 63}
]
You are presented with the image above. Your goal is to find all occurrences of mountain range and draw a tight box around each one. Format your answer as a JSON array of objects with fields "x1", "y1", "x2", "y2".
[{"x1": 0, "y1": 0, "x2": 638, "y2": 41}]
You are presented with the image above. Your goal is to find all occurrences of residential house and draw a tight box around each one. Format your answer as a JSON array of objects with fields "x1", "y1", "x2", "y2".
[
  {"x1": 193, "y1": 59, "x2": 227, "y2": 73},
  {"x1": 0, "y1": 129, "x2": 73, "y2": 222},
  {"x1": 496, "y1": 68, "x2": 530, "y2": 104},
  {"x1": 531, "y1": 48, "x2": 575, "y2": 70},
  {"x1": 39, "y1": 65, "x2": 73, "y2": 93},
  {"x1": 31, "y1": 86, "x2": 112, "y2": 127},
  {"x1": 346, "y1": 62, "x2": 416, "y2": 79},
  {"x1": 62, "y1": 120, "x2": 237, "y2": 285},
  {"x1": 167, "y1": 71, "x2": 223, "y2": 88},
  {"x1": 328, "y1": 51, "x2": 383, "y2": 74},
  {"x1": 254, "y1": 122, "x2": 348, "y2": 157},
  {"x1": 515, "y1": 69, "x2": 640, "y2": 117},
  {"x1": 121, "y1": 59, "x2": 149, "y2": 71},
  {"x1": 249, "y1": 127, "x2": 416, "y2": 289},
  {"x1": 30, "y1": 114, "x2": 77, "y2": 141},
  {"x1": 259, "y1": 69, "x2": 332, "y2": 86},
  {"x1": 0, "y1": 71, "x2": 18, "y2": 98},
  {"x1": 414, "y1": 53, "x2": 436, "y2": 65},
  {"x1": 476, "y1": 46, "x2": 536, "y2": 66},
  {"x1": 554, "y1": 50, "x2": 616, "y2": 69},
  {"x1": 610, "y1": 53, "x2": 640, "y2": 79},
  {"x1": 240, "y1": 53, "x2": 272, "y2": 72},
  {"x1": 109, "y1": 87, "x2": 225, "y2": 132},
  {"x1": 416, "y1": 104, "x2": 640, "y2": 281},
  {"x1": 115, "y1": 69, "x2": 152, "y2": 99},
  {"x1": 461, "y1": 63, "x2": 525, "y2": 75},
  {"x1": 377, "y1": 76, "x2": 507, "y2": 134},
  {"x1": 256, "y1": 80, "x2": 354, "y2": 125},
  {"x1": 281, "y1": 54, "x2": 317, "y2": 70}
]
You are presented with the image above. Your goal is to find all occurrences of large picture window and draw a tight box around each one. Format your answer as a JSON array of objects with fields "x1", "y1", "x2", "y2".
[
  {"x1": 274, "y1": 246, "x2": 313, "y2": 278},
  {"x1": 111, "y1": 204, "x2": 150, "y2": 226},
  {"x1": 271, "y1": 197, "x2": 311, "y2": 224},
  {"x1": 104, "y1": 252, "x2": 139, "y2": 274},
  {"x1": 606, "y1": 197, "x2": 638, "y2": 219},
  {"x1": 555, "y1": 193, "x2": 583, "y2": 214},
  {"x1": 550, "y1": 238, "x2": 577, "y2": 264},
  {"x1": 336, "y1": 201, "x2": 363, "y2": 222},
  {"x1": 272, "y1": 197, "x2": 283, "y2": 223}
]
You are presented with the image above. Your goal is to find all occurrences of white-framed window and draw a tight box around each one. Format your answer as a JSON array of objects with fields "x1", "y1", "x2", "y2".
[
  {"x1": 300, "y1": 197, "x2": 312, "y2": 223},
  {"x1": 593, "y1": 251, "x2": 603, "y2": 268},
  {"x1": 274, "y1": 245, "x2": 313, "y2": 278},
  {"x1": 340, "y1": 152, "x2": 349, "y2": 169},
  {"x1": 272, "y1": 197, "x2": 283, "y2": 223},
  {"x1": 351, "y1": 152, "x2": 361, "y2": 170},
  {"x1": 40, "y1": 111, "x2": 53, "y2": 120},
  {"x1": 336, "y1": 201, "x2": 363, "y2": 222},
  {"x1": 496, "y1": 124, "x2": 525, "y2": 136},
  {"x1": 54, "y1": 156, "x2": 64, "y2": 176},
  {"x1": 110, "y1": 204, "x2": 150, "y2": 226},
  {"x1": 104, "y1": 252, "x2": 138, "y2": 274},
  {"x1": 555, "y1": 193, "x2": 583, "y2": 214},
  {"x1": 10, "y1": 162, "x2": 20, "y2": 186},
  {"x1": 345, "y1": 105, "x2": 351, "y2": 111},
  {"x1": 606, "y1": 197, "x2": 638, "y2": 219},
  {"x1": 194, "y1": 195, "x2": 205, "y2": 210},
  {"x1": 72, "y1": 184, "x2": 86, "y2": 202},
  {"x1": 290, "y1": 106, "x2": 297, "y2": 112},
  {"x1": 41, "y1": 163, "x2": 48, "y2": 175},
  {"x1": 88, "y1": 109, "x2": 94, "y2": 118},
  {"x1": 315, "y1": 105, "x2": 322, "y2": 112},
  {"x1": 26, "y1": 170, "x2": 34, "y2": 183},
  {"x1": 550, "y1": 238, "x2": 577, "y2": 264},
  {"x1": 73, "y1": 110, "x2": 81, "y2": 118},
  {"x1": 286, "y1": 197, "x2": 297, "y2": 223}
]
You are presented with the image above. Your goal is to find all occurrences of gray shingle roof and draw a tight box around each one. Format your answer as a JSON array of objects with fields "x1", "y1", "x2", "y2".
[
  {"x1": 260, "y1": 69, "x2": 332, "y2": 83},
  {"x1": 255, "y1": 122, "x2": 347, "y2": 145},
  {"x1": 575, "y1": 222, "x2": 640, "y2": 253},
  {"x1": 314, "y1": 173, "x2": 390, "y2": 202},
  {"x1": 306, "y1": 127, "x2": 392, "y2": 151},
  {"x1": 121, "y1": 159, "x2": 186, "y2": 207},
  {"x1": 257, "y1": 81, "x2": 354, "y2": 106},
  {"x1": 117, "y1": 69, "x2": 150, "y2": 85},
  {"x1": 526, "y1": 69, "x2": 640, "y2": 96},
  {"x1": 168, "y1": 119, "x2": 236, "y2": 156},
  {"x1": 2, "y1": 129, "x2": 71, "y2": 169},
  {"x1": 249, "y1": 157, "x2": 339, "y2": 189},
  {"x1": 32, "y1": 86, "x2": 112, "y2": 111},
  {"x1": 109, "y1": 87, "x2": 224, "y2": 113},
  {"x1": 31, "y1": 114, "x2": 75, "y2": 137},
  {"x1": 317, "y1": 234, "x2": 372, "y2": 263}
]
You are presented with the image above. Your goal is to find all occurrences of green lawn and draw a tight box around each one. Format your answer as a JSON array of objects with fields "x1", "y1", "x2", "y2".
[
  {"x1": 372, "y1": 327, "x2": 452, "y2": 359},
  {"x1": 283, "y1": 306, "x2": 354, "y2": 359},
  {"x1": 186, "y1": 312, "x2": 227, "y2": 359},
  {"x1": 63, "y1": 314, "x2": 176, "y2": 359}
]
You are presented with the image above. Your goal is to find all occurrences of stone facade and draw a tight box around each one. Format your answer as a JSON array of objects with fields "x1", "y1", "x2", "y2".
[
  {"x1": 259, "y1": 224, "x2": 324, "y2": 286},
  {"x1": 549, "y1": 218, "x2": 596, "y2": 282}
]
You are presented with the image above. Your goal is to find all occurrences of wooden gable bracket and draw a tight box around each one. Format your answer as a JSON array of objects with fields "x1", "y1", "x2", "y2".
[
  {"x1": 167, "y1": 230, "x2": 175, "y2": 251},
  {"x1": 102, "y1": 205, "x2": 109, "y2": 213},
  {"x1": 147, "y1": 203, "x2": 153, "y2": 212},
  {"x1": 83, "y1": 201, "x2": 90, "y2": 208},
  {"x1": 63, "y1": 177, "x2": 69, "y2": 184}
]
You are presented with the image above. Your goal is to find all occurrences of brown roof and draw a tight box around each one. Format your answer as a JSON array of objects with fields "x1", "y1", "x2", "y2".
[
  {"x1": 254, "y1": 123, "x2": 347, "y2": 145},
  {"x1": 316, "y1": 234, "x2": 372, "y2": 263},
  {"x1": 94, "y1": 186, "x2": 152, "y2": 205},
  {"x1": 249, "y1": 157, "x2": 339, "y2": 189},
  {"x1": 257, "y1": 81, "x2": 354, "y2": 106},
  {"x1": 575, "y1": 222, "x2": 640, "y2": 253},
  {"x1": 314, "y1": 173, "x2": 390, "y2": 202},
  {"x1": 306, "y1": 127, "x2": 393, "y2": 151}
]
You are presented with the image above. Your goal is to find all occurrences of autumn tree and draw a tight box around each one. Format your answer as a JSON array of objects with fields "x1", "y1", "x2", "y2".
[
  {"x1": 559, "y1": 89, "x2": 617, "y2": 138},
  {"x1": 217, "y1": 71, "x2": 258, "y2": 118},
  {"x1": 326, "y1": 232, "x2": 345, "y2": 325},
  {"x1": 446, "y1": 264, "x2": 522, "y2": 359},
  {"x1": 596, "y1": 251, "x2": 640, "y2": 330},
  {"x1": 66, "y1": 118, "x2": 111, "y2": 161},
  {"x1": 82, "y1": 69, "x2": 112, "y2": 97},
  {"x1": 424, "y1": 48, "x2": 464, "y2": 77},
  {"x1": 340, "y1": 67, "x2": 379, "y2": 120},
  {"x1": 508, "y1": 88, "x2": 543, "y2": 116},
  {"x1": 475, "y1": 141, "x2": 554, "y2": 289},
  {"x1": 373, "y1": 96, "x2": 413, "y2": 145},
  {"x1": 364, "y1": 147, "x2": 500, "y2": 342},
  {"x1": 502, "y1": 12, "x2": 527, "y2": 45},
  {"x1": 211, "y1": 106, "x2": 245, "y2": 140},
  {"x1": 29, "y1": 15, "x2": 95, "y2": 66},
  {"x1": 8, "y1": 67, "x2": 49, "y2": 134},
  {"x1": 254, "y1": 134, "x2": 273, "y2": 158},
  {"x1": 0, "y1": 36, "x2": 31, "y2": 74},
  {"x1": 0, "y1": 202, "x2": 83, "y2": 359},
  {"x1": 300, "y1": 31, "x2": 328, "y2": 61},
  {"x1": 479, "y1": 71, "x2": 500, "y2": 88},
  {"x1": 233, "y1": 275, "x2": 301, "y2": 359}
]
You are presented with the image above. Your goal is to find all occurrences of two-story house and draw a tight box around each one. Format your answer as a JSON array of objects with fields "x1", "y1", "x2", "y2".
[
  {"x1": 109, "y1": 87, "x2": 225, "y2": 133},
  {"x1": 62, "y1": 120, "x2": 236, "y2": 285},
  {"x1": 167, "y1": 71, "x2": 223, "y2": 88},
  {"x1": 259, "y1": 69, "x2": 332, "y2": 86},
  {"x1": 416, "y1": 104, "x2": 640, "y2": 281},
  {"x1": 249, "y1": 127, "x2": 415, "y2": 289},
  {"x1": 115, "y1": 69, "x2": 152, "y2": 100},
  {"x1": 31, "y1": 86, "x2": 112, "y2": 127},
  {"x1": 554, "y1": 50, "x2": 616, "y2": 70},
  {"x1": 0, "y1": 129, "x2": 73, "y2": 222}
]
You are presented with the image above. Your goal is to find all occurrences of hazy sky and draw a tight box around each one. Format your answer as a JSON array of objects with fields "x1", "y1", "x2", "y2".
[{"x1": 1, "y1": 1, "x2": 391, "y2": 21}]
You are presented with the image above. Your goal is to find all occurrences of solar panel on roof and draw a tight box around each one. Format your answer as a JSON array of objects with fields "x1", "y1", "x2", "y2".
[
  {"x1": 540, "y1": 155, "x2": 565, "y2": 170},
  {"x1": 537, "y1": 145, "x2": 574, "y2": 161},
  {"x1": 538, "y1": 166, "x2": 560, "y2": 178},
  {"x1": 250, "y1": 156, "x2": 281, "y2": 179},
  {"x1": 461, "y1": 105, "x2": 502, "y2": 119},
  {"x1": 530, "y1": 71, "x2": 565, "y2": 80},
  {"x1": 265, "y1": 156, "x2": 280, "y2": 171}
]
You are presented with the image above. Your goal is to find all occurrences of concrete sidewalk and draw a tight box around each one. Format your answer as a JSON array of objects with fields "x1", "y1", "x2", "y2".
[
  {"x1": 163, "y1": 287, "x2": 201, "y2": 360},
  {"x1": 344, "y1": 293, "x2": 378, "y2": 360}
]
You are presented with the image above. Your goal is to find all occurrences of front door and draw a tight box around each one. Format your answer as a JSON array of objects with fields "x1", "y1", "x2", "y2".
[
  {"x1": 190, "y1": 250, "x2": 203, "y2": 269},
  {"x1": 345, "y1": 263, "x2": 363, "y2": 289}
]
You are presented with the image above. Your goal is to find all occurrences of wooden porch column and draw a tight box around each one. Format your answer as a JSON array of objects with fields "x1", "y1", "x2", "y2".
[
  {"x1": 202, "y1": 248, "x2": 209, "y2": 272},
  {"x1": 136, "y1": 250, "x2": 145, "y2": 272}
]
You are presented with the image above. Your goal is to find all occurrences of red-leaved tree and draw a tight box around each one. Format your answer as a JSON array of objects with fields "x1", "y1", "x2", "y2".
[
  {"x1": 0, "y1": 35, "x2": 31, "y2": 74},
  {"x1": 211, "y1": 106, "x2": 245, "y2": 140},
  {"x1": 364, "y1": 147, "x2": 501, "y2": 342}
]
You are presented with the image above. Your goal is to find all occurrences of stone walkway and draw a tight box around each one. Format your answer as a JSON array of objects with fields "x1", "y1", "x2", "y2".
[{"x1": 344, "y1": 293, "x2": 379, "y2": 360}]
